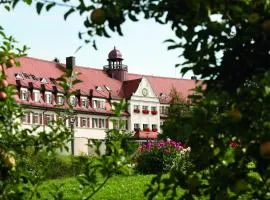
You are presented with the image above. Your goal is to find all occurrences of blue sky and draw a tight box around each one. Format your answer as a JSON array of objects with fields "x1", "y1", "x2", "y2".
[{"x1": 0, "y1": 3, "x2": 193, "y2": 78}]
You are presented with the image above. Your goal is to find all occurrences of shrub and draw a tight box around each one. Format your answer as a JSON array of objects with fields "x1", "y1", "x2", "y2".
[
  {"x1": 135, "y1": 140, "x2": 190, "y2": 174},
  {"x1": 20, "y1": 151, "x2": 92, "y2": 180}
]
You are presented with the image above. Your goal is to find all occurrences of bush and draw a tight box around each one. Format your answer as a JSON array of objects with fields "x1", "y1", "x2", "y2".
[
  {"x1": 20, "y1": 151, "x2": 92, "y2": 180},
  {"x1": 135, "y1": 140, "x2": 190, "y2": 174}
]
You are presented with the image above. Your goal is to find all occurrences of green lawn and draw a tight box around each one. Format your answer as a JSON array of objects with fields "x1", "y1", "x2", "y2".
[{"x1": 34, "y1": 175, "x2": 176, "y2": 200}]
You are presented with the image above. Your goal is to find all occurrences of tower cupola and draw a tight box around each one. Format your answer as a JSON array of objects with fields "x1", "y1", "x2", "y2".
[{"x1": 104, "y1": 47, "x2": 128, "y2": 82}]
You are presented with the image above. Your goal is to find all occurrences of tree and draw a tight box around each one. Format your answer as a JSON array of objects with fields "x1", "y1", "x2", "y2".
[
  {"x1": 2, "y1": 0, "x2": 270, "y2": 199},
  {"x1": 160, "y1": 86, "x2": 192, "y2": 142}
]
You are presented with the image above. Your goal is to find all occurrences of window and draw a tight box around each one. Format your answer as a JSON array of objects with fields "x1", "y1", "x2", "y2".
[
  {"x1": 99, "y1": 119, "x2": 105, "y2": 128},
  {"x1": 142, "y1": 106, "x2": 148, "y2": 110},
  {"x1": 69, "y1": 96, "x2": 77, "y2": 106},
  {"x1": 152, "y1": 124, "x2": 158, "y2": 132},
  {"x1": 143, "y1": 124, "x2": 148, "y2": 129},
  {"x1": 92, "y1": 118, "x2": 107, "y2": 129},
  {"x1": 95, "y1": 86, "x2": 103, "y2": 91},
  {"x1": 134, "y1": 123, "x2": 140, "y2": 131},
  {"x1": 160, "y1": 106, "x2": 169, "y2": 115},
  {"x1": 81, "y1": 98, "x2": 88, "y2": 108},
  {"x1": 92, "y1": 118, "x2": 98, "y2": 128},
  {"x1": 44, "y1": 114, "x2": 53, "y2": 125},
  {"x1": 40, "y1": 77, "x2": 48, "y2": 83},
  {"x1": 143, "y1": 124, "x2": 149, "y2": 131},
  {"x1": 151, "y1": 106, "x2": 157, "y2": 111},
  {"x1": 133, "y1": 105, "x2": 140, "y2": 113},
  {"x1": 21, "y1": 113, "x2": 27, "y2": 123},
  {"x1": 33, "y1": 91, "x2": 40, "y2": 102},
  {"x1": 134, "y1": 105, "x2": 140, "y2": 110},
  {"x1": 57, "y1": 95, "x2": 64, "y2": 105},
  {"x1": 113, "y1": 120, "x2": 119, "y2": 129},
  {"x1": 45, "y1": 93, "x2": 52, "y2": 104},
  {"x1": 160, "y1": 121, "x2": 164, "y2": 126},
  {"x1": 93, "y1": 99, "x2": 105, "y2": 109},
  {"x1": 80, "y1": 117, "x2": 87, "y2": 127},
  {"x1": 142, "y1": 106, "x2": 149, "y2": 114},
  {"x1": 15, "y1": 73, "x2": 24, "y2": 79},
  {"x1": 32, "y1": 113, "x2": 39, "y2": 124},
  {"x1": 151, "y1": 106, "x2": 158, "y2": 115},
  {"x1": 20, "y1": 89, "x2": 28, "y2": 101},
  {"x1": 104, "y1": 85, "x2": 111, "y2": 91}
]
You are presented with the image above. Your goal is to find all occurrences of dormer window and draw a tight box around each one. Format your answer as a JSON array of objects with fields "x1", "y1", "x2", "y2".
[
  {"x1": 33, "y1": 90, "x2": 40, "y2": 102},
  {"x1": 40, "y1": 78, "x2": 48, "y2": 84},
  {"x1": 95, "y1": 86, "x2": 103, "y2": 91},
  {"x1": 45, "y1": 92, "x2": 52, "y2": 104},
  {"x1": 160, "y1": 93, "x2": 167, "y2": 98},
  {"x1": 104, "y1": 85, "x2": 111, "y2": 91},
  {"x1": 20, "y1": 88, "x2": 28, "y2": 101},
  {"x1": 92, "y1": 98, "x2": 105, "y2": 109},
  {"x1": 81, "y1": 97, "x2": 88, "y2": 108},
  {"x1": 69, "y1": 95, "x2": 77, "y2": 106},
  {"x1": 15, "y1": 73, "x2": 24, "y2": 79},
  {"x1": 57, "y1": 94, "x2": 64, "y2": 105}
]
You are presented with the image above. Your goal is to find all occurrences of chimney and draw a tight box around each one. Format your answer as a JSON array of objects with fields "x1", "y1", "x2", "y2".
[
  {"x1": 191, "y1": 76, "x2": 197, "y2": 81},
  {"x1": 66, "y1": 56, "x2": 75, "y2": 70}
]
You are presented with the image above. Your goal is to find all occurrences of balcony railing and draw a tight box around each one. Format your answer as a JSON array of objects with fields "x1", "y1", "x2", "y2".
[{"x1": 103, "y1": 64, "x2": 128, "y2": 71}]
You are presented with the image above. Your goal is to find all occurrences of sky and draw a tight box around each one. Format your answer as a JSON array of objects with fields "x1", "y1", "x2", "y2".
[{"x1": 0, "y1": 3, "x2": 193, "y2": 79}]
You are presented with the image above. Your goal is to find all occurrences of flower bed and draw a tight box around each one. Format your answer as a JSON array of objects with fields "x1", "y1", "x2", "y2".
[
  {"x1": 135, "y1": 140, "x2": 190, "y2": 174},
  {"x1": 152, "y1": 128, "x2": 158, "y2": 132}
]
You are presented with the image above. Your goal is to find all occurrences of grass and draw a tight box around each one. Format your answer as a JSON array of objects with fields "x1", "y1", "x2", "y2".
[{"x1": 33, "y1": 175, "x2": 175, "y2": 200}]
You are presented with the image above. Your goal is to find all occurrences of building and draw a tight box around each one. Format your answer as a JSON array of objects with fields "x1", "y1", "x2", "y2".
[{"x1": 5, "y1": 47, "x2": 197, "y2": 155}]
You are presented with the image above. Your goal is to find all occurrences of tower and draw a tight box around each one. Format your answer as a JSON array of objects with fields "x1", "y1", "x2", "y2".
[{"x1": 103, "y1": 47, "x2": 128, "y2": 82}]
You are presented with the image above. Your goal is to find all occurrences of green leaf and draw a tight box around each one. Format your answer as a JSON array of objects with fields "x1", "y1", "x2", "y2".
[
  {"x1": 23, "y1": 0, "x2": 32, "y2": 5},
  {"x1": 64, "y1": 8, "x2": 75, "y2": 20},
  {"x1": 46, "y1": 2, "x2": 56, "y2": 11},
  {"x1": 247, "y1": 171, "x2": 262, "y2": 183},
  {"x1": 164, "y1": 39, "x2": 175, "y2": 43},
  {"x1": 128, "y1": 13, "x2": 138, "y2": 21},
  {"x1": 36, "y1": 2, "x2": 44, "y2": 15}
]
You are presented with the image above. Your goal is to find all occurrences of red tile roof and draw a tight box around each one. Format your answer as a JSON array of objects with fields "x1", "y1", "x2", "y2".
[
  {"x1": 5, "y1": 56, "x2": 198, "y2": 105},
  {"x1": 120, "y1": 78, "x2": 142, "y2": 99},
  {"x1": 127, "y1": 73, "x2": 198, "y2": 103}
]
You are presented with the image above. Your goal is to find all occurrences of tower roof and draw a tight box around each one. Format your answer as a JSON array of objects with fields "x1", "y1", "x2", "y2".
[{"x1": 108, "y1": 46, "x2": 123, "y2": 60}]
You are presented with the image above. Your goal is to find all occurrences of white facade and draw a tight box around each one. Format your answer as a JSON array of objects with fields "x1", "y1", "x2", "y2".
[
  {"x1": 128, "y1": 77, "x2": 160, "y2": 132},
  {"x1": 19, "y1": 79, "x2": 169, "y2": 156}
]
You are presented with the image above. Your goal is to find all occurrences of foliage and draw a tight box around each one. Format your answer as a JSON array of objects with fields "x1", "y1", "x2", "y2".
[
  {"x1": 0, "y1": 27, "x2": 80, "y2": 199},
  {"x1": 135, "y1": 140, "x2": 190, "y2": 174},
  {"x1": 25, "y1": 175, "x2": 168, "y2": 200},
  {"x1": 71, "y1": 100, "x2": 136, "y2": 200},
  {"x1": 2, "y1": 0, "x2": 270, "y2": 199},
  {"x1": 0, "y1": 25, "x2": 136, "y2": 199},
  {"x1": 160, "y1": 87, "x2": 193, "y2": 142},
  {"x1": 20, "y1": 151, "x2": 92, "y2": 180}
]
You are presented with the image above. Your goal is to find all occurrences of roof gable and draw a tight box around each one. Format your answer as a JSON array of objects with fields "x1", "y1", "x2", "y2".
[{"x1": 132, "y1": 76, "x2": 157, "y2": 99}]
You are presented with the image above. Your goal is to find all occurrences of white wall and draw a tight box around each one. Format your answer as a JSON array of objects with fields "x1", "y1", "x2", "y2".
[{"x1": 128, "y1": 77, "x2": 160, "y2": 133}]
